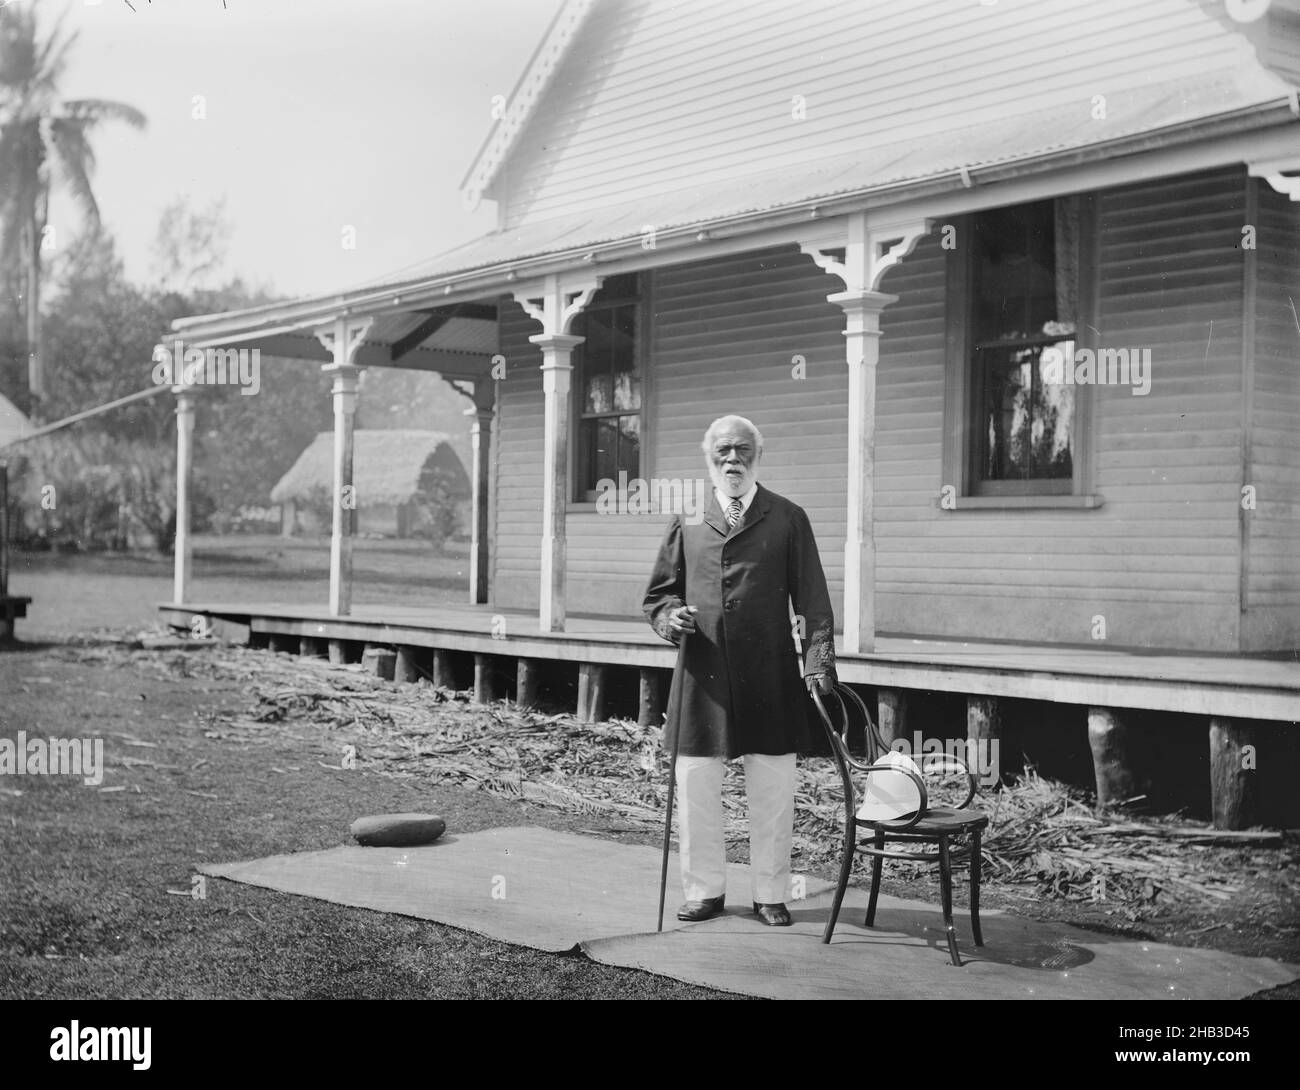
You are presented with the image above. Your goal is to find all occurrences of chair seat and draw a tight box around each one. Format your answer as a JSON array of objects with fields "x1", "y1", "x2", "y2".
[{"x1": 861, "y1": 806, "x2": 989, "y2": 835}]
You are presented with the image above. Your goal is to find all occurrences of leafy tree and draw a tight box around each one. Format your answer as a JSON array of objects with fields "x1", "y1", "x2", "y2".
[
  {"x1": 195, "y1": 358, "x2": 334, "y2": 527},
  {"x1": 8, "y1": 430, "x2": 188, "y2": 552},
  {"x1": 35, "y1": 212, "x2": 311, "y2": 531},
  {"x1": 0, "y1": 0, "x2": 145, "y2": 416},
  {"x1": 150, "y1": 196, "x2": 231, "y2": 294},
  {"x1": 414, "y1": 462, "x2": 463, "y2": 552},
  {"x1": 40, "y1": 229, "x2": 172, "y2": 439},
  {"x1": 7, "y1": 211, "x2": 304, "y2": 545}
]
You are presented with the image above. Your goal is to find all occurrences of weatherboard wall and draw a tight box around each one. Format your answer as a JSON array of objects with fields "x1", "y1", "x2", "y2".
[
  {"x1": 1261, "y1": 1, "x2": 1300, "y2": 85},
  {"x1": 492, "y1": 298, "x2": 545, "y2": 615},
  {"x1": 1243, "y1": 179, "x2": 1300, "y2": 651},
  {"x1": 891, "y1": 168, "x2": 1248, "y2": 652},
  {"x1": 489, "y1": 168, "x2": 1273, "y2": 652}
]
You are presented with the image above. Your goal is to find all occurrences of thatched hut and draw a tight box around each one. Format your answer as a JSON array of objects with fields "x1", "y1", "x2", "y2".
[{"x1": 271, "y1": 430, "x2": 470, "y2": 539}]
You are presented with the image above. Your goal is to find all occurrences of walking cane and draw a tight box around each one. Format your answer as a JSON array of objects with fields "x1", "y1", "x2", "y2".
[{"x1": 656, "y1": 632, "x2": 689, "y2": 932}]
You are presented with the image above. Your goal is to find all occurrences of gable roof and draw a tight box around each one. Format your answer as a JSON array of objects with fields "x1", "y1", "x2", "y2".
[
  {"x1": 174, "y1": 0, "x2": 1300, "y2": 349},
  {"x1": 461, "y1": 0, "x2": 598, "y2": 211},
  {"x1": 270, "y1": 430, "x2": 470, "y2": 506},
  {"x1": 477, "y1": 0, "x2": 1298, "y2": 228}
]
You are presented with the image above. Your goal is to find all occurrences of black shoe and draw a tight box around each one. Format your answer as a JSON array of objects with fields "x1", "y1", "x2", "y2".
[
  {"x1": 752, "y1": 901, "x2": 792, "y2": 926},
  {"x1": 676, "y1": 895, "x2": 726, "y2": 922}
]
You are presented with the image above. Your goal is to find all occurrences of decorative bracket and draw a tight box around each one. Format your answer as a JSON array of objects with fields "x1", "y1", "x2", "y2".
[
  {"x1": 800, "y1": 212, "x2": 930, "y2": 292},
  {"x1": 513, "y1": 272, "x2": 602, "y2": 336},
  {"x1": 314, "y1": 316, "x2": 374, "y2": 366},
  {"x1": 441, "y1": 375, "x2": 476, "y2": 402},
  {"x1": 441, "y1": 374, "x2": 496, "y2": 413},
  {"x1": 1249, "y1": 155, "x2": 1300, "y2": 201}
]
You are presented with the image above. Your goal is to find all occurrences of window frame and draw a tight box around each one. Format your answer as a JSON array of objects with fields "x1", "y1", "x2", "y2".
[
  {"x1": 567, "y1": 271, "x2": 651, "y2": 508},
  {"x1": 942, "y1": 194, "x2": 1103, "y2": 511}
]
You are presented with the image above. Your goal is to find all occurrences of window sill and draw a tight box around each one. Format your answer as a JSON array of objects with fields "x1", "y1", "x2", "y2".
[
  {"x1": 940, "y1": 494, "x2": 1104, "y2": 511},
  {"x1": 567, "y1": 504, "x2": 681, "y2": 515}
]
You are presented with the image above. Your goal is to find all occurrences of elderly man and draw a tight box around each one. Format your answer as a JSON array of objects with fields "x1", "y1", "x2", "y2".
[{"x1": 643, "y1": 415, "x2": 836, "y2": 926}]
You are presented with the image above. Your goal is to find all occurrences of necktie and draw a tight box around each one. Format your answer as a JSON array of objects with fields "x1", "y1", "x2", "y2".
[{"x1": 726, "y1": 497, "x2": 743, "y2": 528}]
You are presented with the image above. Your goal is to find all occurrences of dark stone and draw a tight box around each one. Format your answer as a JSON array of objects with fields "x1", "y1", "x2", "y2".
[{"x1": 350, "y1": 813, "x2": 447, "y2": 847}]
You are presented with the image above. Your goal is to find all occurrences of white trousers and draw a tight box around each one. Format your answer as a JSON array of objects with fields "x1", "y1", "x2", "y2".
[{"x1": 675, "y1": 752, "x2": 797, "y2": 905}]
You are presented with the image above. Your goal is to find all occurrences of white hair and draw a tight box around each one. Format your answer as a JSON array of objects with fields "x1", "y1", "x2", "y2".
[{"x1": 701, "y1": 415, "x2": 764, "y2": 455}]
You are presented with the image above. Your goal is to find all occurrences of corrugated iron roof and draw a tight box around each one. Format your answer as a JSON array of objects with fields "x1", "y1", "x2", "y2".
[
  {"x1": 353, "y1": 310, "x2": 498, "y2": 356},
  {"x1": 370, "y1": 66, "x2": 1296, "y2": 291},
  {"x1": 426, "y1": 316, "x2": 498, "y2": 354}
]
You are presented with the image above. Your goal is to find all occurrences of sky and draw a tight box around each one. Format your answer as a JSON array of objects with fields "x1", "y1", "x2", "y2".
[{"x1": 28, "y1": 0, "x2": 565, "y2": 299}]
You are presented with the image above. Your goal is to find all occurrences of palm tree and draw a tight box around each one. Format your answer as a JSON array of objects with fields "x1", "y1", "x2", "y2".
[{"x1": 0, "y1": 1, "x2": 145, "y2": 417}]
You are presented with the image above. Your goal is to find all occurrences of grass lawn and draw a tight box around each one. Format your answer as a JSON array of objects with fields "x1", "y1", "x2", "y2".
[
  {"x1": 8, "y1": 534, "x2": 471, "y2": 639},
  {"x1": 6, "y1": 538, "x2": 742, "y2": 998},
  {"x1": 0, "y1": 637, "x2": 734, "y2": 999}
]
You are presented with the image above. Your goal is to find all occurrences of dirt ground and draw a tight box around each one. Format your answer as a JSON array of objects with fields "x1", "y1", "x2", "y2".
[{"x1": 2, "y1": 544, "x2": 1298, "y2": 1000}]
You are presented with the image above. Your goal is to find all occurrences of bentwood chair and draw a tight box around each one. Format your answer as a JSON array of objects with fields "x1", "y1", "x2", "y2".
[{"x1": 811, "y1": 684, "x2": 988, "y2": 966}]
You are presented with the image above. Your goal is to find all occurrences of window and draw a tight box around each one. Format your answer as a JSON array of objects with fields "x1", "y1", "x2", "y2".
[
  {"x1": 572, "y1": 272, "x2": 642, "y2": 501},
  {"x1": 948, "y1": 196, "x2": 1097, "y2": 504}
]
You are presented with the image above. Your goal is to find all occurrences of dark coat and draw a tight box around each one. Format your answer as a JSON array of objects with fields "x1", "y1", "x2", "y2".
[{"x1": 642, "y1": 482, "x2": 837, "y2": 759}]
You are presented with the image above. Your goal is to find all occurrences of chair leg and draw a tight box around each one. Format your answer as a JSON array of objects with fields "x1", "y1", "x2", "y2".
[
  {"x1": 938, "y1": 835, "x2": 960, "y2": 967},
  {"x1": 864, "y1": 830, "x2": 884, "y2": 927},
  {"x1": 970, "y1": 827, "x2": 984, "y2": 947},
  {"x1": 823, "y1": 814, "x2": 857, "y2": 944}
]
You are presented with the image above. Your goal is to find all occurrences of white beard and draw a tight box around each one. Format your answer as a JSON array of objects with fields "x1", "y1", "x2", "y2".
[{"x1": 707, "y1": 460, "x2": 756, "y2": 498}]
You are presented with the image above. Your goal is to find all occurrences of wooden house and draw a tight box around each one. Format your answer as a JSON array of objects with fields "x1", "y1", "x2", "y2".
[{"x1": 163, "y1": 0, "x2": 1300, "y2": 827}]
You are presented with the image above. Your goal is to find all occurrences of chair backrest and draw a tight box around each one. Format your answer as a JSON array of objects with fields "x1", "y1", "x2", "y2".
[
  {"x1": 811, "y1": 684, "x2": 888, "y2": 764},
  {"x1": 835, "y1": 684, "x2": 891, "y2": 764},
  {"x1": 810, "y1": 686, "x2": 859, "y2": 810},
  {"x1": 814, "y1": 685, "x2": 981, "y2": 814},
  {"x1": 812, "y1": 684, "x2": 940, "y2": 824}
]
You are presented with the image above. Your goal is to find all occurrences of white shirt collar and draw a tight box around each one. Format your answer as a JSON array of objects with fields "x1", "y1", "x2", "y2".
[{"x1": 715, "y1": 482, "x2": 758, "y2": 516}]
